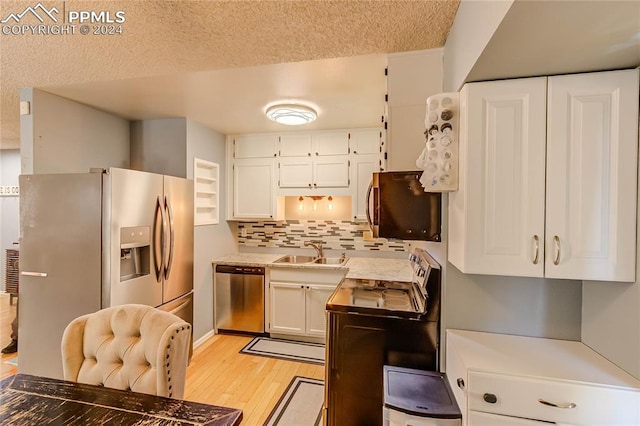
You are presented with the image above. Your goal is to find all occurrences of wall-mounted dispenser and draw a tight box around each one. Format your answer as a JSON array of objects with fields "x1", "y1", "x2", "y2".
[
  {"x1": 416, "y1": 92, "x2": 459, "y2": 192},
  {"x1": 120, "y1": 226, "x2": 151, "y2": 281}
]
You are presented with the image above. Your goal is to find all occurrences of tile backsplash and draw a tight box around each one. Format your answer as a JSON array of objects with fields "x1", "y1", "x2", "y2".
[{"x1": 238, "y1": 220, "x2": 410, "y2": 252}]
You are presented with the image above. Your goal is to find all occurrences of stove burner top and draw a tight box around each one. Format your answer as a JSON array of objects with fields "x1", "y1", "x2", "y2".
[{"x1": 326, "y1": 248, "x2": 440, "y2": 319}]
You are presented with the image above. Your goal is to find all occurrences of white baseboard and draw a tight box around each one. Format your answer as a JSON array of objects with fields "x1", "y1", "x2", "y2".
[{"x1": 193, "y1": 329, "x2": 216, "y2": 349}]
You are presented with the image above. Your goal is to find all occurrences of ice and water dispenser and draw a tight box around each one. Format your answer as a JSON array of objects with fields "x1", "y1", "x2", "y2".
[{"x1": 120, "y1": 226, "x2": 151, "y2": 281}]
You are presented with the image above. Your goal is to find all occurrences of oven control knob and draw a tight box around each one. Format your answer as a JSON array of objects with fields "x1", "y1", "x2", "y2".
[
  {"x1": 483, "y1": 393, "x2": 498, "y2": 404},
  {"x1": 417, "y1": 267, "x2": 426, "y2": 277}
]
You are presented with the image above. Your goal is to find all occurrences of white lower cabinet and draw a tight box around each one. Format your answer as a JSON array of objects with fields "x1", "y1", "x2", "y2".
[
  {"x1": 269, "y1": 267, "x2": 346, "y2": 339},
  {"x1": 269, "y1": 282, "x2": 306, "y2": 335},
  {"x1": 446, "y1": 329, "x2": 640, "y2": 426},
  {"x1": 468, "y1": 411, "x2": 553, "y2": 426}
]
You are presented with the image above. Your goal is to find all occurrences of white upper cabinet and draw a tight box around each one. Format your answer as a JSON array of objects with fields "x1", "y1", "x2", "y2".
[
  {"x1": 234, "y1": 134, "x2": 278, "y2": 159},
  {"x1": 279, "y1": 134, "x2": 312, "y2": 157},
  {"x1": 311, "y1": 131, "x2": 350, "y2": 156},
  {"x1": 545, "y1": 70, "x2": 638, "y2": 281},
  {"x1": 350, "y1": 129, "x2": 383, "y2": 155},
  {"x1": 351, "y1": 154, "x2": 383, "y2": 221},
  {"x1": 278, "y1": 131, "x2": 350, "y2": 189},
  {"x1": 232, "y1": 158, "x2": 279, "y2": 220},
  {"x1": 449, "y1": 77, "x2": 547, "y2": 277},
  {"x1": 449, "y1": 69, "x2": 638, "y2": 282}
]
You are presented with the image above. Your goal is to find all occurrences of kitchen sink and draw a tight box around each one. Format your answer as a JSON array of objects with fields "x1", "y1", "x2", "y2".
[
  {"x1": 273, "y1": 255, "x2": 349, "y2": 266},
  {"x1": 313, "y1": 257, "x2": 348, "y2": 265},
  {"x1": 273, "y1": 255, "x2": 317, "y2": 264}
]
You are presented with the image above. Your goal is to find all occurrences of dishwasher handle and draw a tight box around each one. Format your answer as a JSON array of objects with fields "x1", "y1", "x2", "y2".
[{"x1": 215, "y1": 264, "x2": 265, "y2": 275}]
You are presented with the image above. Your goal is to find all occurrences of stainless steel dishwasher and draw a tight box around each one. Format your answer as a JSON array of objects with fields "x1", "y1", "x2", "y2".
[{"x1": 214, "y1": 264, "x2": 265, "y2": 334}]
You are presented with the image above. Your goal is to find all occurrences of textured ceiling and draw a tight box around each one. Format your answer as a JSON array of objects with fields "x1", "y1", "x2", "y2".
[{"x1": 0, "y1": 0, "x2": 460, "y2": 149}]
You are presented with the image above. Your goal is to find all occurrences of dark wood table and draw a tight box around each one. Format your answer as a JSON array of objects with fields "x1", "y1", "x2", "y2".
[{"x1": 0, "y1": 374, "x2": 242, "y2": 425}]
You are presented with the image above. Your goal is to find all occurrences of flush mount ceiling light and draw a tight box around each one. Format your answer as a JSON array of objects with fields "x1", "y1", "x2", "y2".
[{"x1": 266, "y1": 104, "x2": 317, "y2": 126}]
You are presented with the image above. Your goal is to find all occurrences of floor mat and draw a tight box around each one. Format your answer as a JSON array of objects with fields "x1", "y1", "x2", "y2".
[
  {"x1": 264, "y1": 376, "x2": 324, "y2": 426},
  {"x1": 240, "y1": 337, "x2": 324, "y2": 365}
]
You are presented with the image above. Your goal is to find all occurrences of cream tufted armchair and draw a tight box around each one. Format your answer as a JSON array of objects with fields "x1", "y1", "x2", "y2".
[{"x1": 61, "y1": 304, "x2": 192, "y2": 399}]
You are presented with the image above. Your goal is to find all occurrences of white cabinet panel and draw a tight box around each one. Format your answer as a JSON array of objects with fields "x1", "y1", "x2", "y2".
[
  {"x1": 280, "y1": 134, "x2": 312, "y2": 157},
  {"x1": 350, "y1": 129, "x2": 382, "y2": 155},
  {"x1": 305, "y1": 284, "x2": 334, "y2": 337},
  {"x1": 545, "y1": 70, "x2": 638, "y2": 281},
  {"x1": 469, "y1": 370, "x2": 639, "y2": 425},
  {"x1": 449, "y1": 77, "x2": 547, "y2": 277},
  {"x1": 351, "y1": 154, "x2": 382, "y2": 220},
  {"x1": 233, "y1": 158, "x2": 276, "y2": 219},
  {"x1": 269, "y1": 282, "x2": 306, "y2": 335},
  {"x1": 468, "y1": 411, "x2": 552, "y2": 426},
  {"x1": 279, "y1": 158, "x2": 313, "y2": 188},
  {"x1": 313, "y1": 156, "x2": 349, "y2": 188},
  {"x1": 312, "y1": 132, "x2": 349, "y2": 156},
  {"x1": 234, "y1": 134, "x2": 278, "y2": 159}
]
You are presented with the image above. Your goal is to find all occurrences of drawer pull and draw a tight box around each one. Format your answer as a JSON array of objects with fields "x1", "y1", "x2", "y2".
[
  {"x1": 456, "y1": 378, "x2": 465, "y2": 390},
  {"x1": 538, "y1": 399, "x2": 576, "y2": 409},
  {"x1": 483, "y1": 393, "x2": 498, "y2": 404}
]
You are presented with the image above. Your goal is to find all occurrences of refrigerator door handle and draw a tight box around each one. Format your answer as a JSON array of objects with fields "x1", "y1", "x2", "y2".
[
  {"x1": 164, "y1": 195, "x2": 175, "y2": 280},
  {"x1": 153, "y1": 195, "x2": 165, "y2": 282},
  {"x1": 20, "y1": 271, "x2": 48, "y2": 278}
]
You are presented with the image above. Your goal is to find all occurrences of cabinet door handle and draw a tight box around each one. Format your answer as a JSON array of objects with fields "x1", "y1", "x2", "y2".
[
  {"x1": 315, "y1": 152, "x2": 319, "y2": 156},
  {"x1": 308, "y1": 183, "x2": 312, "y2": 188},
  {"x1": 532, "y1": 235, "x2": 540, "y2": 265},
  {"x1": 553, "y1": 235, "x2": 561, "y2": 265},
  {"x1": 21, "y1": 271, "x2": 48, "y2": 278},
  {"x1": 538, "y1": 399, "x2": 576, "y2": 409}
]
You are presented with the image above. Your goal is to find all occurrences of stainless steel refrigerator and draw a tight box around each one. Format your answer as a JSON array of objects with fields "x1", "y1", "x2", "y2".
[{"x1": 18, "y1": 168, "x2": 194, "y2": 379}]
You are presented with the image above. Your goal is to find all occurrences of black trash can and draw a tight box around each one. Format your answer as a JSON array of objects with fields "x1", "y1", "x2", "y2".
[{"x1": 383, "y1": 365, "x2": 462, "y2": 426}]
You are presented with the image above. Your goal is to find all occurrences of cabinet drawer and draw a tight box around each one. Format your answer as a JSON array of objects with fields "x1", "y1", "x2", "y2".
[
  {"x1": 468, "y1": 411, "x2": 553, "y2": 425},
  {"x1": 468, "y1": 370, "x2": 639, "y2": 425}
]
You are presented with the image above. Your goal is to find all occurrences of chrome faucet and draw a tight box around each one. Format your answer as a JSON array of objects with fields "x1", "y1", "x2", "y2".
[{"x1": 304, "y1": 241, "x2": 324, "y2": 258}]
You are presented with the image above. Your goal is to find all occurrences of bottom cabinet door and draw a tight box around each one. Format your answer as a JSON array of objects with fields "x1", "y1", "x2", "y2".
[
  {"x1": 269, "y1": 282, "x2": 305, "y2": 335},
  {"x1": 469, "y1": 411, "x2": 560, "y2": 426},
  {"x1": 305, "y1": 284, "x2": 334, "y2": 337}
]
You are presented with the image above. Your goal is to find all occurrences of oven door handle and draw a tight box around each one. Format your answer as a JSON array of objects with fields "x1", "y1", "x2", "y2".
[{"x1": 365, "y1": 179, "x2": 373, "y2": 232}]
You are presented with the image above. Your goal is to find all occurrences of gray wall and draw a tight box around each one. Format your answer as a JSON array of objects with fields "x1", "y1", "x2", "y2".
[
  {"x1": 439, "y1": 2, "x2": 583, "y2": 342},
  {"x1": 387, "y1": 49, "x2": 443, "y2": 171},
  {"x1": 582, "y1": 165, "x2": 640, "y2": 379},
  {"x1": 20, "y1": 89, "x2": 130, "y2": 174},
  {"x1": 130, "y1": 118, "x2": 188, "y2": 178},
  {"x1": 0, "y1": 150, "x2": 20, "y2": 291},
  {"x1": 185, "y1": 120, "x2": 236, "y2": 343},
  {"x1": 446, "y1": 265, "x2": 582, "y2": 340},
  {"x1": 442, "y1": 0, "x2": 514, "y2": 92}
]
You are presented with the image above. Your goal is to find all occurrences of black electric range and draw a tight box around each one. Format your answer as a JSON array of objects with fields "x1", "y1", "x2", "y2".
[
  {"x1": 326, "y1": 248, "x2": 437, "y2": 320},
  {"x1": 324, "y1": 248, "x2": 442, "y2": 426}
]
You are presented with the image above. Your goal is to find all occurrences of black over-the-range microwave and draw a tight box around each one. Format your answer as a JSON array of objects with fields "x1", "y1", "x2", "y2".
[{"x1": 366, "y1": 171, "x2": 442, "y2": 241}]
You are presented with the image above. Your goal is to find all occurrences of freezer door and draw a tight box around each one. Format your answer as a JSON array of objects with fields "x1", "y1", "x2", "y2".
[
  {"x1": 162, "y1": 175, "x2": 194, "y2": 303},
  {"x1": 18, "y1": 173, "x2": 103, "y2": 379},
  {"x1": 104, "y1": 168, "x2": 163, "y2": 307}
]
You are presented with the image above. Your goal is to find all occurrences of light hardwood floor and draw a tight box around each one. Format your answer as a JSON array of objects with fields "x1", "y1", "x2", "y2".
[{"x1": 0, "y1": 293, "x2": 325, "y2": 425}]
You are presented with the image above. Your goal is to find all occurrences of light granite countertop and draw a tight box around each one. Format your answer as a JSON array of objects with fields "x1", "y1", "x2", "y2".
[
  {"x1": 213, "y1": 252, "x2": 412, "y2": 281},
  {"x1": 343, "y1": 257, "x2": 413, "y2": 282}
]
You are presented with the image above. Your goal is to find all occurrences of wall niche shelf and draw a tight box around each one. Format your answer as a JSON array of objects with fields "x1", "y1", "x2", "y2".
[{"x1": 194, "y1": 158, "x2": 219, "y2": 225}]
